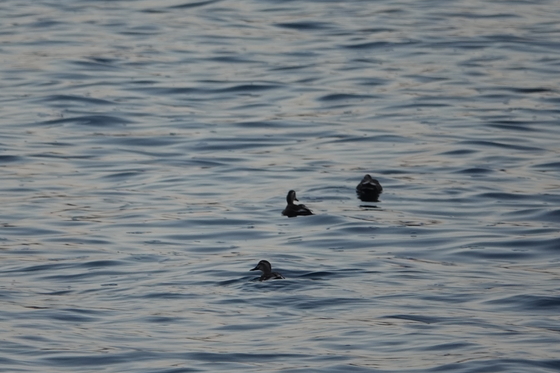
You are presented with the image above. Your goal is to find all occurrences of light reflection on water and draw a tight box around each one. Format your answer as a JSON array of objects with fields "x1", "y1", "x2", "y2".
[{"x1": 1, "y1": 0, "x2": 560, "y2": 372}]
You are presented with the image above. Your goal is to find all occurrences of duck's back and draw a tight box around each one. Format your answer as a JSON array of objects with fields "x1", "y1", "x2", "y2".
[
  {"x1": 282, "y1": 203, "x2": 313, "y2": 217},
  {"x1": 260, "y1": 272, "x2": 285, "y2": 281},
  {"x1": 356, "y1": 175, "x2": 383, "y2": 201}
]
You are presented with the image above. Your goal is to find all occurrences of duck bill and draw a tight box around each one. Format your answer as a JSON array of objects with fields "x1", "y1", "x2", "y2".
[{"x1": 250, "y1": 266, "x2": 259, "y2": 271}]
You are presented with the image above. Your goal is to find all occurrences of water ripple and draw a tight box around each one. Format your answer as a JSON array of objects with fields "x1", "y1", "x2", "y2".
[{"x1": 1, "y1": 0, "x2": 560, "y2": 372}]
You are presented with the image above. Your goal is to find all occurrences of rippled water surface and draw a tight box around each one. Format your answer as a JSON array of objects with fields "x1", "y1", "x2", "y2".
[{"x1": 1, "y1": 0, "x2": 560, "y2": 372}]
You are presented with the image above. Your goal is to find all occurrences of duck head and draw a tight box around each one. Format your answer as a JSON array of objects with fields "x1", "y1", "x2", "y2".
[
  {"x1": 286, "y1": 190, "x2": 298, "y2": 204},
  {"x1": 251, "y1": 260, "x2": 272, "y2": 274}
]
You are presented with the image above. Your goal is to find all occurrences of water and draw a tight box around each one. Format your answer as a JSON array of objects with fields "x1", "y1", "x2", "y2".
[{"x1": 1, "y1": 0, "x2": 560, "y2": 372}]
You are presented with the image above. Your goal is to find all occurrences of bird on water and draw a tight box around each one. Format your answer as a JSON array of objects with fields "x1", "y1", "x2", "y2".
[
  {"x1": 356, "y1": 174, "x2": 383, "y2": 202},
  {"x1": 251, "y1": 260, "x2": 284, "y2": 281},
  {"x1": 282, "y1": 190, "x2": 313, "y2": 217}
]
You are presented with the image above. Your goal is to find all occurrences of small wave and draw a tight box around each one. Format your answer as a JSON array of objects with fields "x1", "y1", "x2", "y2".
[
  {"x1": 38, "y1": 115, "x2": 132, "y2": 127},
  {"x1": 485, "y1": 294, "x2": 560, "y2": 312},
  {"x1": 275, "y1": 21, "x2": 332, "y2": 31},
  {"x1": 40, "y1": 94, "x2": 114, "y2": 106},
  {"x1": 170, "y1": 0, "x2": 222, "y2": 9},
  {"x1": 0, "y1": 155, "x2": 22, "y2": 163}
]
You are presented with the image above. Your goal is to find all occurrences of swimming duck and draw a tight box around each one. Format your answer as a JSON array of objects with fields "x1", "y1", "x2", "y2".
[
  {"x1": 251, "y1": 260, "x2": 284, "y2": 281},
  {"x1": 356, "y1": 174, "x2": 383, "y2": 202},
  {"x1": 282, "y1": 190, "x2": 313, "y2": 217}
]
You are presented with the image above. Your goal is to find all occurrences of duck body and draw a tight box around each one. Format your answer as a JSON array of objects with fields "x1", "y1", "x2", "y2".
[
  {"x1": 356, "y1": 174, "x2": 383, "y2": 202},
  {"x1": 282, "y1": 190, "x2": 313, "y2": 217},
  {"x1": 251, "y1": 260, "x2": 284, "y2": 281}
]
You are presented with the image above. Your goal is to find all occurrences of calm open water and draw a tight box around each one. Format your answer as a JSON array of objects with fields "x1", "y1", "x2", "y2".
[{"x1": 1, "y1": 0, "x2": 560, "y2": 372}]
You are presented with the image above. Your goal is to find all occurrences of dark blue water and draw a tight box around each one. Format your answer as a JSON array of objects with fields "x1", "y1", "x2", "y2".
[{"x1": 1, "y1": 0, "x2": 559, "y2": 372}]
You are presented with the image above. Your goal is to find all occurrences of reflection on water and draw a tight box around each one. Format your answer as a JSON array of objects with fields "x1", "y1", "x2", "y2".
[{"x1": 1, "y1": 0, "x2": 560, "y2": 372}]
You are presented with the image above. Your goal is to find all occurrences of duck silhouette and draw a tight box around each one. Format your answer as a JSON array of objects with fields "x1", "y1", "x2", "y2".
[
  {"x1": 282, "y1": 190, "x2": 313, "y2": 217},
  {"x1": 356, "y1": 174, "x2": 383, "y2": 202},
  {"x1": 251, "y1": 260, "x2": 284, "y2": 281}
]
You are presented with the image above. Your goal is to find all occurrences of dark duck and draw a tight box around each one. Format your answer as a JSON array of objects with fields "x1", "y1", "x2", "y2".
[
  {"x1": 251, "y1": 260, "x2": 284, "y2": 281},
  {"x1": 282, "y1": 190, "x2": 313, "y2": 217},
  {"x1": 356, "y1": 174, "x2": 383, "y2": 202}
]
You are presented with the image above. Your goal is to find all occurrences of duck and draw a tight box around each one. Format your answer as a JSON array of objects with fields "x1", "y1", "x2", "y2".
[
  {"x1": 356, "y1": 174, "x2": 383, "y2": 202},
  {"x1": 251, "y1": 260, "x2": 284, "y2": 281},
  {"x1": 282, "y1": 190, "x2": 313, "y2": 217}
]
